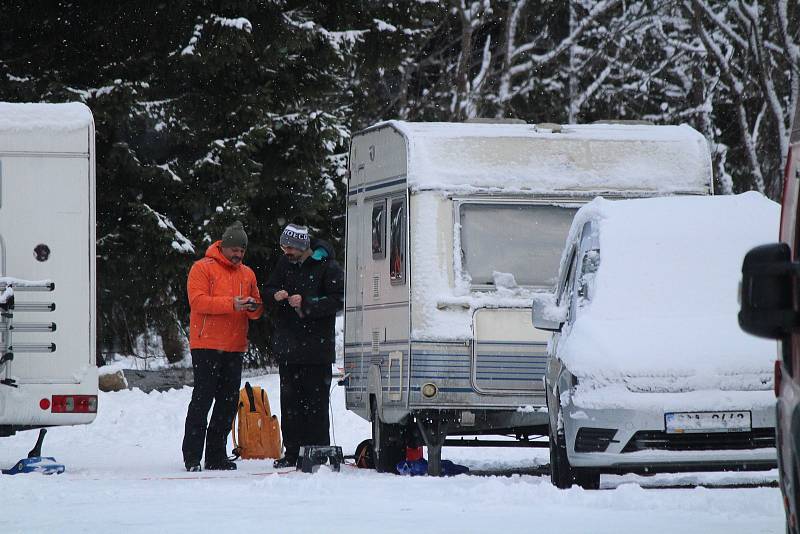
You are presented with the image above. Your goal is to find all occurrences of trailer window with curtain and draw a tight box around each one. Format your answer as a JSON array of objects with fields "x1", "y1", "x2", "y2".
[
  {"x1": 389, "y1": 197, "x2": 406, "y2": 284},
  {"x1": 372, "y1": 199, "x2": 386, "y2": 259},
  {"x1": 459, "y1": 203, "x2": 578, "y2": 288}
]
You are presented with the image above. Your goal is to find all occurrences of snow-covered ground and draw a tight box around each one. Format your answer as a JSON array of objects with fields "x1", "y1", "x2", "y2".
[{"x1": 0, "y1": 373, "x2": 784, "y2": 533}]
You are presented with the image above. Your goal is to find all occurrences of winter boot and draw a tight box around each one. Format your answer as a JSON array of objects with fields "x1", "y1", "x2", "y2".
[
  {"x1": 185, "y1": 462, "x2": 202, "y2": 472},
  {"x1": 273, "y1": 456, "x2": 298, "y2": 469},
  {"x1": 205, "y1": 458, "x2": 237, "y2": 471}
]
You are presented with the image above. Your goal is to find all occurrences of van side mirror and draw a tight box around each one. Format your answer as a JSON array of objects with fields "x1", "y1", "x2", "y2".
[
  {"x1": 531, "y1": 295, "x2": 564, "y2": 332},
  {"x1": 739, "y1": 243, "x2": 800, "y2": 339}
]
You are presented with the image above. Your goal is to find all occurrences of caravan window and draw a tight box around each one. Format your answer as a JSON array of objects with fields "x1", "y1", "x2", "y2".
[
  {"x1": 459, "y1": 203, "x2": 577, "y2": 288},
  {"x1": 389, "y1": 197, "x2": 406, "y2": 284},
  {"x1": 371, "y1": 199, "x2": 386, "y2": 259}
]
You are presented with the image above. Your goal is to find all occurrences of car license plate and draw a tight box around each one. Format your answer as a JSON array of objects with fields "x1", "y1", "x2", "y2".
[{"x1": 665, "y1": 411, "x2": 751, "y2": 434}]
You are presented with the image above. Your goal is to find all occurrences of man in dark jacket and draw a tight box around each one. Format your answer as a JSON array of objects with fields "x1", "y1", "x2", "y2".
[{"x1": 265, "y1": 223, "x2": 343, "y2": 468}]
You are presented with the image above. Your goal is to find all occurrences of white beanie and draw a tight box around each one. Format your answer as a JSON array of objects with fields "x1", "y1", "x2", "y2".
[{"x1": 280, "y1": 223, "x2": 310, "y2": 251}]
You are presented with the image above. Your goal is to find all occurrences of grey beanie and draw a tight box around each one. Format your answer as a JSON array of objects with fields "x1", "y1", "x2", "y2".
[
  {"x1": 280, "y1": 223, "x2": 310, "y2": 251},
  {"x1": 221, "y1": 221, "x2": 248, "y2": 248}
]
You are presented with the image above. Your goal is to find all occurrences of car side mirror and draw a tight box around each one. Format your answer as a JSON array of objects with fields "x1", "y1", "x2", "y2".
[
  {"x1": 739, "y1": 243, "x2": 800, "y2": 339},
  {"x1": 531, "y1": 294, "x2": 564, "y2": 332}
]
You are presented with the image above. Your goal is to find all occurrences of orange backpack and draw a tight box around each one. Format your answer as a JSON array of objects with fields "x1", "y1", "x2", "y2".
[{"x1": 231, "y1": 382, "x2": 282, "y2": 460}]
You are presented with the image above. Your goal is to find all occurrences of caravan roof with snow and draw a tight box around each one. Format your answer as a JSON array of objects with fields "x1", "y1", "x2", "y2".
[{"x1": 352, "y1": 120, "x2": 713, "y2": 195}]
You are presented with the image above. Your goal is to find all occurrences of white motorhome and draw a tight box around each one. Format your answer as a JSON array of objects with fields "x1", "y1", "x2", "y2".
[
  {"x1": 344, "y1": 120, "x2": 713, "y2": 474},
  {"x1": 0, "y1": 103, "x2": 97, "y2": 440}
]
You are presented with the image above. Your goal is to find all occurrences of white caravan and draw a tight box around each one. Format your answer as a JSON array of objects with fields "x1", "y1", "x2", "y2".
[
  {"x1": 0, "y1": 103, "x2": 97, "y2": 439},
  {"x1": 344, "y1": 120, "x2": 713, "y2": 474}
]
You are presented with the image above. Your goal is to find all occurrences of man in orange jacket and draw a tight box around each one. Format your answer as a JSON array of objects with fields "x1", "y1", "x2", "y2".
[{"x1": 182, "y1": 221, "x2": 262, "y2": 472}]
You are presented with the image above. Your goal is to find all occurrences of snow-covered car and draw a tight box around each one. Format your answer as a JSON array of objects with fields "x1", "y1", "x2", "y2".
[{"x1": 533, "y1": 193, "x2": 780, "y2": 489}]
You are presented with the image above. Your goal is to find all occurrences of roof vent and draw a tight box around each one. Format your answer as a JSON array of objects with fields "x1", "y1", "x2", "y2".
[
  {"x1": 464, "y1": 117, "x2": 526, "y2": 125},
  {"x1": 535, "y1": 122, "x2": 563, "y2": 133},
  {"x1": 592, "y1": 119, "x2": 655, "y2": 126}
]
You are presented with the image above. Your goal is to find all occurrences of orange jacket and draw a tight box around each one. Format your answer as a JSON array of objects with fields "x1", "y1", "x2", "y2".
[{"x1": 187, "y1": 241, "x2": 262, "y2": 352}]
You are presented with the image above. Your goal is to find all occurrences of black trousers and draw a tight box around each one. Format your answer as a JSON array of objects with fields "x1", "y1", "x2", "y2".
[
  {"x1": 182, "y1": 349, "x2": 243, "y2": 465},
  {"x1": 279, "y1": 363, "x2": 332, "y2": 460}
]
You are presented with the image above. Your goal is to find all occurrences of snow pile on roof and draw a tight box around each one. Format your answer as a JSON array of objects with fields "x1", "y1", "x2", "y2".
[
  {"x1": 386, "y1": 121, "x2": 712, "y2": 195},
  {"x1": 559, "y1": 192, "x2": 779, "y2": 390},
  {"x1": 0, "y1": 102, "x2": 93, "y2": 131}
]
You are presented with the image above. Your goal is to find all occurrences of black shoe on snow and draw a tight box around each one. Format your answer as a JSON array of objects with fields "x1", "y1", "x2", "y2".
[
  {"x1": 185, "y1": 463, "x2": 202, "y2": 472},
  {"x1": 205, "y1": 459, "x2": 237, "y2": 471},
  {"x1": 273, "y1": 456, "x2": 297, "y2": 469}
]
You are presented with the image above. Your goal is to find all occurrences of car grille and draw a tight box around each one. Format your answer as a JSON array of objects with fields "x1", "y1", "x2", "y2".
[
  {"x1": 575, "y1": 427, "x2": 619, "y2": 453},
  {"x1": 621, "y1": 428, "x2": 775, "y2": 453}
]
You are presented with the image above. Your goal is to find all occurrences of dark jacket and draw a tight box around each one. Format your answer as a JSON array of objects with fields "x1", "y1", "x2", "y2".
[{"x1": 264, "y1": 238, "x2": 343, "y2": 365}]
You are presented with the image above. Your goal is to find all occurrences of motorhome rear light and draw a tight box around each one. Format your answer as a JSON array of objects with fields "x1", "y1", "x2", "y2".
[
  {"x1": 421, "y1": 383, "x2": 438, "y2": 398},
  {"x1": 51, "y1": 395, "x2": 98, "y2": 413},
  {"x1": 775, "y1": 360, "x2": 782, "y2": 397},
  {"x1": 39, "y1": 398, "x2": 50, "y2": 410}
]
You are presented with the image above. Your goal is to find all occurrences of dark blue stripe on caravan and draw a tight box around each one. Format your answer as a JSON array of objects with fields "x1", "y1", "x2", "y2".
[
  {"x1": 411, "y1": 375, "x2": 471, "y2": 380},
  {"x1": 476, "y1": 372, "x2": 544, "y2": 378},
  {"x1": 411, "y1": 352, "x2": 469, "y2": 358},
  {"x1": 348, "y1": 176, "x2": 407, "y2": 197},
  {"x1": 477, "y1": 365, "x2": 547, "y2": 373},
  {"x1": 413, "y1": 363, "x2": 471, "y2": 369},
  {"x1": 475, "y1": 354, "x2": 547, "y2": 359},
  {"x1": 345, "y1": 339, "x2": 409, "y2": 347},
  {"x1": 412, "y1": 361, "x2": 469, "y2": 365},
  {"x1": 477, "y1": 341, "x2": 547, "y2": 346},
  {"x1": 475, "y1": 376, "x2": 543, "y2": 381}
]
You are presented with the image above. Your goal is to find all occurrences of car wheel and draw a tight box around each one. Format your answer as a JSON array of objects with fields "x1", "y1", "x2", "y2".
[
  {"x1": 549, "y1": 405, "x2": 574, "y2": 489},
  {"x1": 574, "y1": 468, "x2": 600, "y2": 490},
  {"x1": 371, "y1": 402, "x2": 405, "y2": 473}
]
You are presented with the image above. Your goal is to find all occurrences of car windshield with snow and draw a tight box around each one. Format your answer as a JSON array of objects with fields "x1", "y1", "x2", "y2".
[{"x1": 533, "y1": 193, "x2": 780, "y2": 489}]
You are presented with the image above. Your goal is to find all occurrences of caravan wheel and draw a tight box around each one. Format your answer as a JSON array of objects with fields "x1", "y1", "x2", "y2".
[
  {"x1": 371, "y1": 403, "x2": 405, "y2": 473},
  {"x1": 574, "y1": 468, "x2": 600, "y2": 490}
]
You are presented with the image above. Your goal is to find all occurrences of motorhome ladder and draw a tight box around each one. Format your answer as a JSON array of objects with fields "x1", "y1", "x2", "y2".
[{"x1": 0, "y1": 280, "x2": 56, "y2": 387}]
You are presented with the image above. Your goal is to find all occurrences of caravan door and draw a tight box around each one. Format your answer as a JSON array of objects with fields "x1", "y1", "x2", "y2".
[{"x1": 344, "y1": 165, "x2": 366, "y2": 405}]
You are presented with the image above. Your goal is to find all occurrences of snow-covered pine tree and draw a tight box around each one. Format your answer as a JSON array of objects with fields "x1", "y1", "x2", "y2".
[
  {"x1": 161, "y1": 1, "x2": 351, "y2": 364},
  {"x1": 0, "y1": 2, "x2": 199, "y2": 363},
  {"x1": 0, "y1": 2, "x2": 353, "y2": 365}
]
